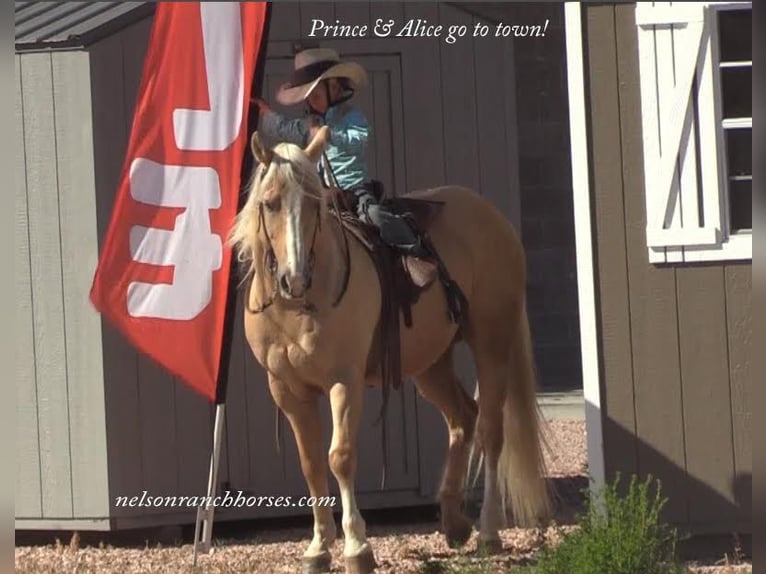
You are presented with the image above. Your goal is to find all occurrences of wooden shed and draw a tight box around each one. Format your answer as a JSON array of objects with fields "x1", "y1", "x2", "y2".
[
  {"x1": 15, "y1": 1, "x2": 543, "y2": 531},
  {"x1": 565, "y1": 1, "x2": 751, "y2": 541}
]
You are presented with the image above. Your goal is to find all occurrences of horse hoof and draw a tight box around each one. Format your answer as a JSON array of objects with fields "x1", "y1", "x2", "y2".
[
  {"x1": 445, "y1": 519, "x2": 473, "y2": 548},
  {"x1": 476, "y1": 537, "x2": 504, "y2": 556},
  {"x1": 302, "y1": 552, "x2": 332, "y2": 574},
  {"x1": 344, "y1": 546, "x2": 377, "y2": 574}
]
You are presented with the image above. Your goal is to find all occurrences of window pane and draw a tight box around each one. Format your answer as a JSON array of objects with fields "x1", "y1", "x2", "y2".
[
  {"x1": 729, "y1": 179, "x2": 752, "y2": 231},
  {"x1": 718, "y1": 9, "x2": 752, "y2": 62},
  {"x1": 721, "y1": 67, "x2": 752, "y2": 118},
  {"x1": 725, "y1": 129, "x2": 752, "y2": 177}
]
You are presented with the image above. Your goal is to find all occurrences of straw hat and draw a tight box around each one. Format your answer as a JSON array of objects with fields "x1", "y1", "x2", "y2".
[{"x1": 276, "y1": 48, "x2": 368, "y2": 106}]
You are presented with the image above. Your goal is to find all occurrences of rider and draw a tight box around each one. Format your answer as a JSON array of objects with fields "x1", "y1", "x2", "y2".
[{"x1": 253, "y1": 46, "x2": 431, "y2": 260}]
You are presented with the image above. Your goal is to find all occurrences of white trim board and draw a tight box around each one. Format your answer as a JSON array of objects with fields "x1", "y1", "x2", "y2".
[
  {"x1": 16, "y1": 518, "x2": 113, "y2": 531},
  {"x1": 564, "y1": 2, "x2": 605, "y2": 495}
]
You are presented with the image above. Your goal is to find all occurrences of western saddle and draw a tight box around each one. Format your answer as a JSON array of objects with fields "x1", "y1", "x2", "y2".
[{"x1": 327, "y1": 185, "x2": 468, "y2": 395}]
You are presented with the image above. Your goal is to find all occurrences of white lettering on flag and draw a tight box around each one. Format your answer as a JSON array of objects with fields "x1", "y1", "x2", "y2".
[
  {"x1": 172, "y1": 3, "x2": 244, "y2": 151},
  {"x1": 124, "y1": 4, "x2": 246, "y2": 319},
  {"x1": 127, "y1": 159, "x2": 223, "y2": 320}
]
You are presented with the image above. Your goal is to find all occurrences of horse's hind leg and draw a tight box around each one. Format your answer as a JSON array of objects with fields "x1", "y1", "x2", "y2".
[
  {"x1": 268, "y1": 374, "x2": 336, "y2": 573},
  {"x1": 467, "y1": 304, "x2": 551, "y2": 551},
  {"x1": 469, "y1": 347, "x2": 510, "y2": 552},
  {"x1": 413, "y1": 346, "x2": 478, "y2": 547}
]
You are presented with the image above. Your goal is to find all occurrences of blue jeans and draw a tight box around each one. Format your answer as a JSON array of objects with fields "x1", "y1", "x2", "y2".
[{"x1": 354, "y1": 188, "x2": 428, "y2": 257}]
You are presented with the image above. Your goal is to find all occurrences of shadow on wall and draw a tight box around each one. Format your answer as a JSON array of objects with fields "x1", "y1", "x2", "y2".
[{"x1": 598, "y1": 414, "x2": 751, "y2": 561}]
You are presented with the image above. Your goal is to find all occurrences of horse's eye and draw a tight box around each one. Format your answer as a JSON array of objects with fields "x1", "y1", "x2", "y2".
[{"x1": 264, "y1": 197, "x2": 281, "y2": 213}]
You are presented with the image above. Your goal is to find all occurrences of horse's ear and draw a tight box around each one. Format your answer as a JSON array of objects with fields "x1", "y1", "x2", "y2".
[
  {"x1": 251, "y1": 131, "x2": 273, "y2": 166},
  {"x1": 305, "y1": 126, "x2": 330, "y2": 163}
]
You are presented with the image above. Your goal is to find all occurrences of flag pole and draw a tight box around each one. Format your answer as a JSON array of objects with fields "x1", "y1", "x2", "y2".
[{"x1": 193, "y1": 3, "x2": 272, "y2": 564}]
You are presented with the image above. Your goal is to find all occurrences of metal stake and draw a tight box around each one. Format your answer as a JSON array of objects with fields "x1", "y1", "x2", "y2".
[{"x1": 192, "y1": 403, "x2": 226, "y2": 566}]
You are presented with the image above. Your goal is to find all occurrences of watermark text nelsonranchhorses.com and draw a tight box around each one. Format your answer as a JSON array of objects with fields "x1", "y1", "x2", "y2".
[{"x1": 115, "y1": 491, "x2": 337, "y2": 509}]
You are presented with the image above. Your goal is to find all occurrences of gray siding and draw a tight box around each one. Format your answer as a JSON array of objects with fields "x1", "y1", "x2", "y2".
[
  {"x1": 88, "y1": 30, "x2": 144, "y2": 523},
  {"x1": 15, "y1": 54, "x2": 42, "y2": 519},
  {"x1": 726, "y1": 266, "x2": 751, "y2": 520},
  {"x1": 52, "y1": 50, "x2": 111, "y2": 520},
  {"x1": 15, "y1": 50, "x2": 109, "y2": 522},
  {"x1": 585, "y1": 4, "x2": 752, "y2": 534},
  {"x1": 22, "y1": 52, "x2": 71, "y2": 520}
]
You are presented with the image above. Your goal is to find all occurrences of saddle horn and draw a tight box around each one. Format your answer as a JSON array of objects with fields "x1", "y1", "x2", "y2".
[{"x1": 251, "y1": 131, "x2": 274, "y2": 166}]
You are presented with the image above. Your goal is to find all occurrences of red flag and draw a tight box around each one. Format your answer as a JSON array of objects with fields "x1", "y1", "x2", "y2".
[{"x1": 90, "y1": 2, "x2": 268, "y2": 401}]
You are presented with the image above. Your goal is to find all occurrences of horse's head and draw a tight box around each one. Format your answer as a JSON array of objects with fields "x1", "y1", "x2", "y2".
[{"x1": 231, "y1": 127, "x2": 330, "y2": 301}]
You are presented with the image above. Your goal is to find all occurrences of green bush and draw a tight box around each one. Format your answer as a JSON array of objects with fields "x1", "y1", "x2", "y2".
[{"x1": 532, "y1": 474, "x2": 683, "y2": 574}]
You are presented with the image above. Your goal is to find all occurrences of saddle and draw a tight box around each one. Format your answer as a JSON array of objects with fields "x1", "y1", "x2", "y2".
[
  {"x1": 327, "y1": 187, "x2": 468, "y2": 392},
  {"x1": 329, "y1": 187, "x2": 452, "y2": 319},
  {"x1": 331, "y1": 188, "x2": 443, "y2": 285}
]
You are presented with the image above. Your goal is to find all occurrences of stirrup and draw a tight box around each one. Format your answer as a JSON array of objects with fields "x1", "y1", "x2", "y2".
[{"x1": 427, "y1": 245, "x2": 467, "y2": 325}]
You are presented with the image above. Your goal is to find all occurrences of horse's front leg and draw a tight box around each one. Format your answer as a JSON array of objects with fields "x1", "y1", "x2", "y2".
[
  {"x1": 268, "y1": 374, "x2": 336, "y2": 573},
  {"x1": 328, "y1": 379, "x2": 377, "y2": 574}
]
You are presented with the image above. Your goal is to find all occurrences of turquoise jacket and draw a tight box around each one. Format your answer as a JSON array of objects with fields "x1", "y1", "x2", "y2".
[{"x1": 259, "y1": 103, "x2": 370, "y2": 190}]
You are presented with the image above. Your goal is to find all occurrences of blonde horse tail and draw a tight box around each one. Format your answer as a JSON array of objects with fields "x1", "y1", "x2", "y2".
[{"x1": 497, "y1": 304, "x2": 552, "y2": 527}]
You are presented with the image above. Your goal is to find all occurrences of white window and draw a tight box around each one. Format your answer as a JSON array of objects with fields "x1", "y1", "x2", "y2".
[{"x1": 635, "y1": 2, "x2": 752, "y2": 264}]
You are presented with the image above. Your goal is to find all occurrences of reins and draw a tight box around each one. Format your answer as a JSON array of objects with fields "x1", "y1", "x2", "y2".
[
  {"x1": 244, "y1": 200, "x2": 320, "y2": 315},
  {"x1": 321, "y1": 151, "x2": 390, "y2": 491},
  {"x1": 244, "y1": 202, "x2": 278, "y2": 313},
  {"x1": 321, "y1": 152, "x2": 352, "y2": 308}
]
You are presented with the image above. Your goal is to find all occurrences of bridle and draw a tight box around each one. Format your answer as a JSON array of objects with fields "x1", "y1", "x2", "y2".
[
  {"x1": 246, "y1": 192, "x2": 321, "y2": 314},
  {"x1": 245, "y1": 157, "x2": 350, "y2": 314}
]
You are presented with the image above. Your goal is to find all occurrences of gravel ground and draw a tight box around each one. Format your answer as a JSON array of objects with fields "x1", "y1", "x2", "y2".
[{"x1": 15, "y1": 421, "x2": 751, "y2": 573}]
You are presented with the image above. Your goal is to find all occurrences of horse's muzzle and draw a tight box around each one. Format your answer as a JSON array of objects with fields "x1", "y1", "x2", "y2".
[{"x1": 279, "y1": 272, "x2": 307, "y2": 299}]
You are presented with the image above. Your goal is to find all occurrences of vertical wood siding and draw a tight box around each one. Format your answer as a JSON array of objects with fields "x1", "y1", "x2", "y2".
[
  {"x1": 586, "y1": 4, "x2": 751, "y2": 534},
  {"x1": 51, "y1": 50, "x2": 110, "y2": 519},
  {"x1": 89, "y1": 30, "x2": 144, "y2": 522},
  {"x1": 725, "y1": 266, "x2": 751, "y2": 524},
  {"x1": 21, "y1": 52, "x2": 72, "y2": 520},
  {"x1": 16, "y1": 50, "x2": 109, "y2": 521},
  {"x1": 585, "y1": 5, "x2": 639, "y2": 485},
  {"x1": 15, "y1": 54, "x2": 43, "y2": 519}
]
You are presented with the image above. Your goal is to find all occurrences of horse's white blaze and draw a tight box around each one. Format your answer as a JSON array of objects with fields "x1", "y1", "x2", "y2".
[{"x1": 285, "y1": 183, "x2": 304, "y2": 282}]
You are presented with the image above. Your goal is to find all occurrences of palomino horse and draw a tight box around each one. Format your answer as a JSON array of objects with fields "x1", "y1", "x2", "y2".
[{"x1": 229, "y1": 127, "x2": 551, "y2": 573}]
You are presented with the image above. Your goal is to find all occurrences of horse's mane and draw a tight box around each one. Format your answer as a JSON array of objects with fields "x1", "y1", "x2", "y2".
[{"x1": 228, "y1": 141, "x2": 327, "y2": 280}]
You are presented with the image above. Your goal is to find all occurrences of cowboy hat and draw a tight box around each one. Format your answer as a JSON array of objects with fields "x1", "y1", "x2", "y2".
[{"x1": 276, "y1": 48, "x2": 368, "y2": 106}]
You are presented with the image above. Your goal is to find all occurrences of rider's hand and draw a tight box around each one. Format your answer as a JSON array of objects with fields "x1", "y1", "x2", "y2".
[{"x1": 309, "y1": 124, "x2": 329, "y2": 143}]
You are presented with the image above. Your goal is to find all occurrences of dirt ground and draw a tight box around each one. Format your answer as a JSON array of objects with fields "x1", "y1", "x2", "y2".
[
  {"x1": 14, "y1": 522, "x2": 753, "y2": 573},
  {"x1": 15, "y1": 421, "x2": 751, "y2": 573}
]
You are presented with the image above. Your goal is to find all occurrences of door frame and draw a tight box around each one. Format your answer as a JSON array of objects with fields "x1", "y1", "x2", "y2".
[{"x1": 564, "y1": 1, "x2": 606, "y2": 495}]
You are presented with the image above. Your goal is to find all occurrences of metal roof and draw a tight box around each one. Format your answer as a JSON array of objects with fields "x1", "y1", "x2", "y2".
[{"x1": 15, "y1": 1, "x2": 154, "y2": 52}]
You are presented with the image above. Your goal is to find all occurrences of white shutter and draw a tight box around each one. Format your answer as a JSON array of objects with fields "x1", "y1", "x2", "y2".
[{"x1": 636, "y1": 2, "x2": 724, "y2": 264}]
